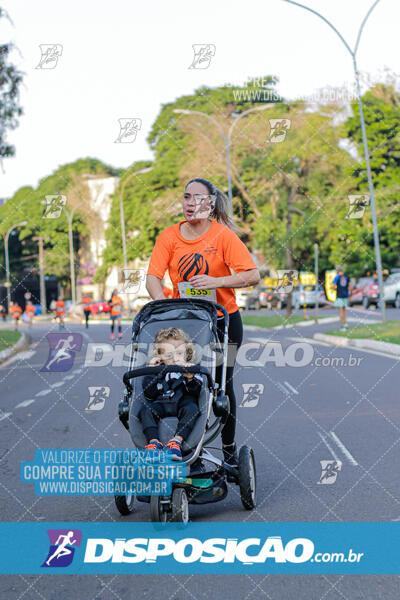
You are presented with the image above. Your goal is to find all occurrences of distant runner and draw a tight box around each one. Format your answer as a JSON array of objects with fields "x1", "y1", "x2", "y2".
[
  {"x1": 81, "y1": 294, "x2": 92, "y2": 329},
  {"x1": 54, "y1": 296, "x2": 65, "y2": 330},
  {"x1": 332, "y1": 265, "x2": 352, "y2": 331},
  {"x1": 24, "y1": 300, "x2": 36, "y2": 326},
  {"x1": 10, "y1": 301, "x2": 22, "y2": 330},
  {"x1": 109, "y1": 289, "x2": 123, "y2": 340},
  {"x1": 0, "y1": 303, "x2": 7, "y2": 322}
]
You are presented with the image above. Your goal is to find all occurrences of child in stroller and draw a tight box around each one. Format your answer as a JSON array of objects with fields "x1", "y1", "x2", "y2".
[
  {"x1": 117, "y1": 297, "x2": 256, "y2": 522},
  {"x1": 140, "y1": 327, "x2": 203, "y2": 460}
]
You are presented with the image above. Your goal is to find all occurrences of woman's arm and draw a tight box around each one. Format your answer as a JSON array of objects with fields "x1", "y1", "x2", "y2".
[
  {"x1": 217, "y1": 269, "x2": 260, "y2": 289},
  {"x1": 189, "y1": 269, "x2": 260, "y2": 290},
  {"x1": 146, "y1": 275, "x2": 166, "y2": 300}
]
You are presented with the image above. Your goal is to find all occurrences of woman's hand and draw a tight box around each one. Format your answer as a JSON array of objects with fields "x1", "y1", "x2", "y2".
[{"x1": 188, "y1": 275, "x2": 219, "y2": 290}]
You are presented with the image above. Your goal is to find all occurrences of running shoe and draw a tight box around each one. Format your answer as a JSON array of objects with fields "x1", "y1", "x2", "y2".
[
  {"x1": 145, "y1": 440, "x2": 163, "y2": 451},
  {"x1": 110, "y1": 332, "x2": 115, "y2": 340},
  {"x1": 166, "y1": 438, "x2": 182, "y2": 461}
]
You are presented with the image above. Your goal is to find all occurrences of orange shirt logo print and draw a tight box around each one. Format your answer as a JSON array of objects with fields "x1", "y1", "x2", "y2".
[{"x1": 177, "y1": 253, "x2": 209, "y2": 280}]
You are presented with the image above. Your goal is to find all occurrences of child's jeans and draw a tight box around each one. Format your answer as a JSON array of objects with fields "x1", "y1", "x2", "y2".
[{"x1": 140, "y1": 394, "x2": 200, "y2": 443}]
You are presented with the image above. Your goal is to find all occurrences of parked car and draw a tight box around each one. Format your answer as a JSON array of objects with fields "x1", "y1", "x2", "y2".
[
  {"x1": 348, "y1": 277, "x2": 374, "y2": 306},
  {"x1": 90, "y1": 300, "x2": 111, "y2": 315},
  {"x1": 357, "y1": 278, "x2": 380, "y2": 309},
  {"x1": 383, "y1": 273, "x2": 400, "y2": 308},
  {"x1": 292, "y1": 284, "x2": 327, "y2": 309},
  {"x1": 246, "y1": 285, "x2": 285, "y2": 310},
  {"x1": 236, "y1": 288, "x2": 252, "y2": 310}
]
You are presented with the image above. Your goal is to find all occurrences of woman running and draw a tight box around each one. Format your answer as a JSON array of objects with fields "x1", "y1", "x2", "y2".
[
  {"x1": 109, "y1": 289, "x2": 123, "y2": 340},
  {"x1": 146, "y1": 177, "x2": 260, "y2": 470}
]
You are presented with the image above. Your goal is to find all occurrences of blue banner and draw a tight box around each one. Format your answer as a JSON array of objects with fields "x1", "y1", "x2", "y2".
[
  {"x1": 0, "y1": 522, "x2": 398, "y2": 574},
  {"x1": 20, "y1": 449, "x2": 186, "y2": 496}
]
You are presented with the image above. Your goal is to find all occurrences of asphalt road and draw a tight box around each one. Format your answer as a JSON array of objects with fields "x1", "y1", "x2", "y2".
[{"x1": 1, "y1": 307, "x2": 400, "y2": 598}]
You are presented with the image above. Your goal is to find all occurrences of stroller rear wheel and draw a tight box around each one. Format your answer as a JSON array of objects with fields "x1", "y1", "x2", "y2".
[
  {"x1": 150, "y1": 495, "x2": 169, "y2": 522},
  {"x1": 114, "y1": 494, "x2": 135, "y2": 515},
  {"x1": 171, "y1": 488, "x2": 189, "y2": 523},
  {"x1": 238, "y1": 446, "x2": 256, "y2": 510}
]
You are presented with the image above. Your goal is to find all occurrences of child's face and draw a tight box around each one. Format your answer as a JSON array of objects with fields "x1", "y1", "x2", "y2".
[{"x1": 156, "y1": 338, "x2": 187, "y2": 364}]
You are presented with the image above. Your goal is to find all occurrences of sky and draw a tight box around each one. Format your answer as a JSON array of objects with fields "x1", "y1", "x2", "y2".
[{"x1": 1, "y1": 0, "x2": 399, "y2": 199}]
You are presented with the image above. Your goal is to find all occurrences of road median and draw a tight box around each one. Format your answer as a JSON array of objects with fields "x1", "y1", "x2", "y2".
[
  {"x1": 0, "y1": 330, "x2": 31, "y2": 364},
  {"x1": 313, "y1": 332, "x2": 400, "y2": 357}
]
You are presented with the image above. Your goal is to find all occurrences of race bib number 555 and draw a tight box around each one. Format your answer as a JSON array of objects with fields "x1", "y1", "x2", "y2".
[{"x1": 178, "y1": 281, "x2": 217, "y2": 303}]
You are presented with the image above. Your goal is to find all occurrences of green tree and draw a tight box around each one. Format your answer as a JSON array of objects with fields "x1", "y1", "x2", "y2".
[{"x1": 0, "y1": 8, "x2": 23, "y2": 159}]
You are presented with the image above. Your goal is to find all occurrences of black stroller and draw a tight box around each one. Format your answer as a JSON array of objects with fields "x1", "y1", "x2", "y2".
[{"x1": 115, "y1": 297, "x2": 256, "y2": 522}]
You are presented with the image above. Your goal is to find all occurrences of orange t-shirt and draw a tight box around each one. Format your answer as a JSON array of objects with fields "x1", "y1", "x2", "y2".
[
  {"x1": 110, "y1": 295, "x2": 122, "y2": 316},
  {"x1": 147, "y1": 220, "x2": 257, "y2": 315},
  {"x1": 25, "y1": 304, "x2": 35, "y2": 315},
  {"x1": 11, "y1": 305, "x2": 22, "y2": 318},
  {"x1": 55, "y1": 300, "x2": 65, "y2": 315},
  {"x1": 82, "y1": 297, "x2": 92, "y2": 311}
]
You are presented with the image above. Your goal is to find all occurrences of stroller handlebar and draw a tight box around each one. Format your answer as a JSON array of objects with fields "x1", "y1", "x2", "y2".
[{"x1": 123, "y1": 364, "x2": 214, "y2": 393}]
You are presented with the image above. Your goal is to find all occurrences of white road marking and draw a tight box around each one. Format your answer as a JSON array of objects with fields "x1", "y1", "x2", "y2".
[
  {"x1": 35, "y1": 389, "x2": 51, "y2": 397},
  {"x1": 329, "y1": 430, "x2": 358, "y2": 466},
  {"x1": 317, "y1": 432, "x2": 341, "y2": 462},
  {"x1": 276, "y1": 381, "x2": 289, "y2": 395},
  {"x1": 0, "y1": 412, "x2": 12, "y2": 422},
  {"x1": 50, "y1": 381, "x2": 65, "y2": 388},
  {"x1": 15, "y1": 399, "x2": 35, "y2": 409},
  {"x1": 5, "y1": 350, "x2": 36, "y2": 364},
  {"x1": 284, "y1": 381, "x2": 299, "y2": 395},
  {"x1": 63, "y1": 374, "x2": 76, "y2": 381}
]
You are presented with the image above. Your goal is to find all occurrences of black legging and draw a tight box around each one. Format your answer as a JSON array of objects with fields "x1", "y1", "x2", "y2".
[{"x1": 215, "y1": 310, "x2": 243, "y2": 446}]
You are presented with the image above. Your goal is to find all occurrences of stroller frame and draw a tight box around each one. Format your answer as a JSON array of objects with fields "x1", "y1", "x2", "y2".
[{"x1": 116, "y1": 297, "x2": 256, "y2": 522}]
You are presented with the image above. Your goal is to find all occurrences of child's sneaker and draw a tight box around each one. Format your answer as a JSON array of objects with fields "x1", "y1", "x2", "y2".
[
  {"x1": 145, "y1": 440, "x2": 163, "y2": 451},
  {"x1": 110, "y1": 332, "x2": 114, "y2": 340},
  {"x1": 118, "y1": 332, "x2": 122, "y2": 339},
  {"x1": 166, "y1": 438, "x2": 182, "y2": 461}
]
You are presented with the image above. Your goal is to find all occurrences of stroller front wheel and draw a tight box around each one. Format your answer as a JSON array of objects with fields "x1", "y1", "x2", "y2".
[
  {"x1": 238, "y1": 446, "x2": 256, "y2": 510},
  {"x1": 114, "y1": 493, "x2": 135, "y2": 515}
]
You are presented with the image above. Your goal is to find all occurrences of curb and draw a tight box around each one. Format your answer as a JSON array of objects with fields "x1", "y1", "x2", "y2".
[
  {"x1": 243, "y1": 316, "x2": 340, "y2": 332},
  {"x1": 313, "y1": 332, "x2": 400, "y2": 357},
  {"x1": 0, "y1": 332, "x2": 31, "y2": 365}
]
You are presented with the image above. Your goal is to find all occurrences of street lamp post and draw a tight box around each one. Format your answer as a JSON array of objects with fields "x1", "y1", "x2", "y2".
[
  {"x1": 283, "y1": 0, "x2": 386, "y2": 320},
  {"x1": 3, "y1": 221, "x2": 28, "y2": 312},
  {"x1": 63, "y1": 206, "x2": 78, "y2": 307},
  {"x1": 174, "y1": 105, "x2": 274, "y2": 216}
]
